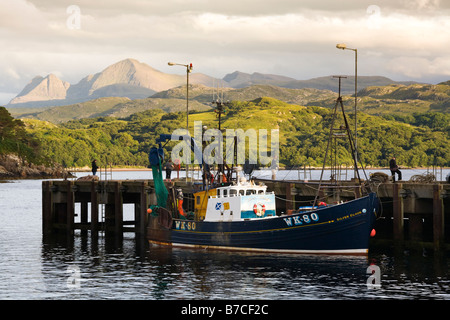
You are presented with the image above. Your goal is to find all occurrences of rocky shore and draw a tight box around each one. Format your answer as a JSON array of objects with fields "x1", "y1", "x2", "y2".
[{"x1": 0, "y1": 154, "x2": 73, "y2": 179}]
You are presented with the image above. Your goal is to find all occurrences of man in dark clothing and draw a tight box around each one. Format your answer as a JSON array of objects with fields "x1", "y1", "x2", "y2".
[
  {"x1": 389, "y1": 157, "x2": 402, "y2": 182},
  {"x1": 164, "y1": 159, "x2": 174, "y2": 180},
  {"x1": 92, "y1": 159, "x2": 98, "y2": 176}
]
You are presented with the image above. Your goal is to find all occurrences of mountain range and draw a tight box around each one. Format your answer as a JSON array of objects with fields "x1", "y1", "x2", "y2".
[{"x1": 6, "y1": 58, "x2": 420, "y2": 109}]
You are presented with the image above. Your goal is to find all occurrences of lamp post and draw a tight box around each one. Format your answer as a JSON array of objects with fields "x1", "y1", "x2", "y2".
[
  {"x1": 168, "y1": 62, "x2": 193, "y2": 180},
  {"x1": 336, "y1": 43, "x2": 358, "y2": 169},
  {"x1": 168, "y1": 62, "x2": 193, "y2": 133}
]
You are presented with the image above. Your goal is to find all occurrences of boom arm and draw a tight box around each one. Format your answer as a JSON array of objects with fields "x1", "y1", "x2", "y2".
[{"x1": 154, "y1": 134, "x2": 203, "y2": 168}]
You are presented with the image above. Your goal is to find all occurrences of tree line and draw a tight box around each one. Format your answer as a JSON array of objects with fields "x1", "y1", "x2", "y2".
[
  {"x1": 1, "y1": 100, "x2": 449, "y2": 169},
  {"x1": 0, "y1": 107, "x2": 41, "y2": 164}
]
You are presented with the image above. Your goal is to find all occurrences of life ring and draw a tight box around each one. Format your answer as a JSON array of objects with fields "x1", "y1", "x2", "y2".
[{"x1": 253, "y1": 203, "x2": 266, "y2": 216}]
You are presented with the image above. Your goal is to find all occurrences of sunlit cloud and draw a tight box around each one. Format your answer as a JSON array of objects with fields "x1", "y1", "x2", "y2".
[{"x1": 1, "y1": 0, "x2": 450, "y2": 104}]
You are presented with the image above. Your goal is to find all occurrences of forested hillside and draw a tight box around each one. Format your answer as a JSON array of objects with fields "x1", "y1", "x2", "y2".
[
  {"x1": 0, "y1": 107, "x2": 41, "y2": 163},
  {"x1": 16, "y1": 98, "x2": 449, "y2": 169}
]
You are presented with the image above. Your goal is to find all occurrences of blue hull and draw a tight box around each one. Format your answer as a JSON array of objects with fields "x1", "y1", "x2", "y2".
[{"x1": 147, "y1": 192, "x2": 379, "y2": 255}]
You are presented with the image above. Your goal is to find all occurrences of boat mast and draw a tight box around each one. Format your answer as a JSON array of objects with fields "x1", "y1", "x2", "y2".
[
  {"x1": 313, "y1": 76, "x2": 362, "y2": 206},
  {"x1": 212, "y1": 81, "x2": 232, "y2": 184}
]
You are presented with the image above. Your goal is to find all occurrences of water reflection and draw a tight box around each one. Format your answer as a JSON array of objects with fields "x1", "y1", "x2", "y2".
[
  {"x1": 41, "y1": 232, "x2": 370, "y2": 299},
  {"x1": 42, "y1": 232, "x2": 450, "y2": 300}
]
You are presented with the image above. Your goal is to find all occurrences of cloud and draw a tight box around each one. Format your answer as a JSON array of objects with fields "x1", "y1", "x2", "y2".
[
  {"x1": 387, "y1": 56, "x2": 450, "y2": 79},
  {"x1": 0, "y1": 0, "x2": 46, "y2": 30},
  {"x1": 1, "y1": 0, "x2": 450, "y2": 104}
]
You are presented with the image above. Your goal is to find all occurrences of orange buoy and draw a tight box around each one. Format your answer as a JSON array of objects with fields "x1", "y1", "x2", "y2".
[
  {"x1": 370, "y1": 229, "x2": 376, "y2": 237},
  {"x1": 147, "y1": 208, "x2": 152, "y2": 214}
]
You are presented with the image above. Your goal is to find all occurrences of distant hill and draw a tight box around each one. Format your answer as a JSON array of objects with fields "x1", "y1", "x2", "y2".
[
  {"x1": 11, "y1": 95, "x2": 212, "y2": 124},
  {"x1": 309, "y1": 82, "x2": 450, "y2": 115},
  {"x1": 222, "y1": 71, "x2": 296, "y2": 88},
  {"x1": 282, "y1": 75, "x2": 419, "y2": 93},
  {"x1": 220, "y1": 72, "x2": 420, "y2": 94},
  {"x1": 9, "y1": 84, "x2": 337, "y2": 122},
  {"x1": 14, "y1": 97, "x2": 132, "y2": 123},
  {"x1": 6, "y1": 57, "x2": 427, "y2": 109},
  {"x1": 9, "y1": 80, "x2": 450, "y2": 123}
]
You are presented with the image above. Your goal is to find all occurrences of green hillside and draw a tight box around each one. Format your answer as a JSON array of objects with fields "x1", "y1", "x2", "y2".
[
  {"x1": 19, "y1": 97, "x2": 449, "y2": 169},
  {"x1": 10, "y1": 96, "x2": 211, "y2": 124},
  {"x1": 8, "y1": 81, "x2": 450, "y2": 125},
  {"x1": 0, "y1": 107, "x2": 42, "y2": 164},
  {"x1": 3, "y1": 80, "x2": 450, "y2": 170}
]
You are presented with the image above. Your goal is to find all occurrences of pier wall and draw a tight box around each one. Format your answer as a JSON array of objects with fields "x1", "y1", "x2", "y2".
[{"x1": 42, "y1": 180, "x2": 153, "y2": 237}]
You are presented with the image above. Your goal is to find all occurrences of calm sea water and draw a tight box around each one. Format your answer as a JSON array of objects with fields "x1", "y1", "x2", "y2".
[{"x1": 0, "y1": 169, "x2": 449, "y2": 301}]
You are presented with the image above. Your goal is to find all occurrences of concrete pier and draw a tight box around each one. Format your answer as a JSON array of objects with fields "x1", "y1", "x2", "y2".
[{"x1": 42, "y1": 180, "x2": 152, "y2": 237}]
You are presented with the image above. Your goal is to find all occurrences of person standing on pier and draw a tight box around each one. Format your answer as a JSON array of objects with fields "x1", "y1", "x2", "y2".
[
  {"x1": 389, "y1": 156, "x2": 402, "y2": 182},
  {"x1": 270, "y1": 154, "x2": 279, "y2": 180},
  {"x1": 164, "y1": 159, "x2": 174, "y2": 180},
  {"x1": 92, "y1": 159, "x2": 98, "y2": 176}
]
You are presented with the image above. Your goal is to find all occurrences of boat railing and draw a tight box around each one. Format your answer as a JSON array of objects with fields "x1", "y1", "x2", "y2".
[{"x1": 209, "y1": 190, "x2": 274, "y2": 199}]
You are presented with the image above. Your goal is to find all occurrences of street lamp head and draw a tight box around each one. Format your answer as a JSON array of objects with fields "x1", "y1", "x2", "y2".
[
  {"x1": 336, "y1": 43, "x2": 347, "y2": 50},
  {"x1": 168, "y1": 62, "x2": 175, "y2": 66}
]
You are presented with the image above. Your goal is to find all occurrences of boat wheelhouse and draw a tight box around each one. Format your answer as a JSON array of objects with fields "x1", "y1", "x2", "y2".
[{"x1": 194, "y1": 178, "x2": 276, "y2": 222}]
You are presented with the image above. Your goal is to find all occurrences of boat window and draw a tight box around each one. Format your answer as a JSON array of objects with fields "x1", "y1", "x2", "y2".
[
  {"x1": 223, "y1": 189, "x2": 228, "y2": 197},
  {"x1": 229, "y1": 189, "x2": 237, "y2": 196},
  {"x1": 246, "y1": 189, "x2": 254, "y2": 195},
  {"x1": 258, "y1": 190, "x2": 264, "y2": 194},
  {"x1": 239, "y1": 189, "x2": 245, "y2": 196}
]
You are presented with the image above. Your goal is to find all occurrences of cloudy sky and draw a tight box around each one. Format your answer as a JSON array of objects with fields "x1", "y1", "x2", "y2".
[{"x1": 1, "y1": 0, "x2": 450, "y2": 104}]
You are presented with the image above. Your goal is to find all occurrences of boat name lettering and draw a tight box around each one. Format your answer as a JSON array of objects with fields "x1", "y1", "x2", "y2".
[
  {"x1": 283, "y1": 212, "x2": 319, "y2": 227},
  {"x1": 336, "y1": 211, "x2": 362, "y2": 222},
  {"x1": 175, "y1": 220, "x2": 196, "y2": 231}
]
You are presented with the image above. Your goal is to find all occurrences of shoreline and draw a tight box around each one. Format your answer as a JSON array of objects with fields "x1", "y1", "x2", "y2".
[
  {"x1": 70, "y1": 167, "x2": 151, "y2": 172},
  {"x1": 69, "y1": 166, "x2": 450, "y2": 172}
]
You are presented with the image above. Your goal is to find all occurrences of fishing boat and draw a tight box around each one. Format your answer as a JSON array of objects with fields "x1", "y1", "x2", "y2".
[
  {"x1": 147, "y1": 173, "x2": 379, "y2": 255},
  {"x1": 146, "y1": 83, "x2": 380, "y2": 255}
]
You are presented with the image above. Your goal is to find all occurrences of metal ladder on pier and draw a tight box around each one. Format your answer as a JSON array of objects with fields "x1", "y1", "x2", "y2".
[{"x1": 99, "y1": 162, "x2": 112, "y2": 232}]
